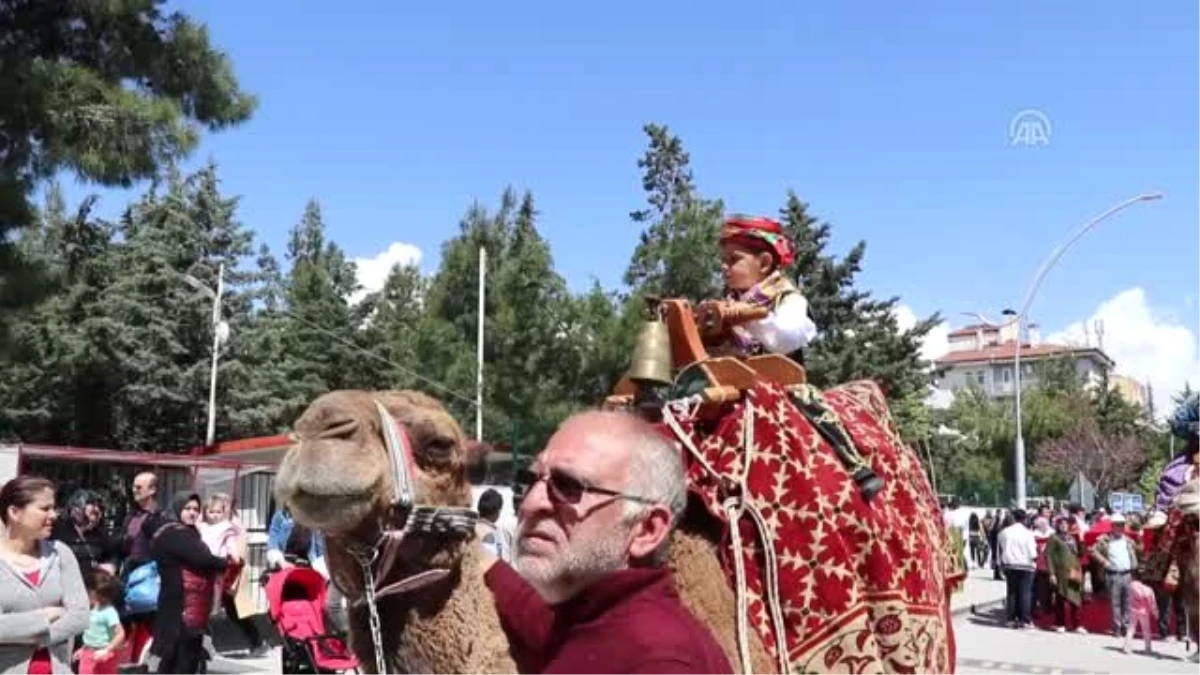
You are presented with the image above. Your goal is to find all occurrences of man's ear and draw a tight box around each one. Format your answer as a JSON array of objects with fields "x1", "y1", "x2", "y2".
[{"x1": 627, "y1": 505, "x2": 673, "y2": 561}]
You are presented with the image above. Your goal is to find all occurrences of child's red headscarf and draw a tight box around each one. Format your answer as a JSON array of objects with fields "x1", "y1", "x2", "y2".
[{"x1": 720, "y1": 215, "x2": 796, "y2": 268}]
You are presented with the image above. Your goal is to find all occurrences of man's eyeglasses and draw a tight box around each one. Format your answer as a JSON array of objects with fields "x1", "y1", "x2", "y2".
[{"x1": 515, "y1": 467, "x2": 656, "y2": 506}]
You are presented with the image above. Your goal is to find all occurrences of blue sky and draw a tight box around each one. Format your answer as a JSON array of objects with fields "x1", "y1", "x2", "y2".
[{"x1": 60, "y1": 1, "x2": 1198, "y2": 400}]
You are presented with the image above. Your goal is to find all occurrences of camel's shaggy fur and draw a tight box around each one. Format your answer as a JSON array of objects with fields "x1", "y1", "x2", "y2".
[
  {"x1": 670, "y1": 503, "x2": 776, "y2": 674},
  {"x1": 276, "y1": 389, "x2": 771, "y2": 673}
]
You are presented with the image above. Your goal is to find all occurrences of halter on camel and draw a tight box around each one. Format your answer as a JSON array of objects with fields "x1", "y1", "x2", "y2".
[{"x1": 343, "y1": 401, "x2": 479, "y2": 673}]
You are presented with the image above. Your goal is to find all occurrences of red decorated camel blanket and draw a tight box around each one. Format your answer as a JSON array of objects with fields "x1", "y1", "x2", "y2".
[{"x1": 661, "y1": 379, "x2": 960, "y2": 674}]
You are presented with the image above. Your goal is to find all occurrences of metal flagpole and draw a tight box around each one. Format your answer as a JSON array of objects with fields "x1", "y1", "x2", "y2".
[
  {"x1": 205, "y1": 263, "x2": 225, "y2": 447},
  {"x1": 476, "y1": 247, "x2": 486, "y2": 441}
]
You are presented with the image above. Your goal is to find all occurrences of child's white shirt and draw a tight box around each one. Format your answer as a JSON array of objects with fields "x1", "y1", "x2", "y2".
[{"x1": 739, "y1": 292, "x2": 817, "y2": 355}]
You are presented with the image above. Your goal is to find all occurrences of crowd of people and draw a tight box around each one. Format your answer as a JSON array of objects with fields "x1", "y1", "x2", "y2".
[
  {"x1": 0, "y1": 468, "x2": 350, "y2": 674},
  {"x1": 958, "y1": 501, "x2": 1188, "y2": 650}
]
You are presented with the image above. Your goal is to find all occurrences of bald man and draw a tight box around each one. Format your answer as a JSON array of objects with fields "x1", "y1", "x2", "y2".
[{"x1": 482, "y1": 411, "x2": 731, "y2": 674}]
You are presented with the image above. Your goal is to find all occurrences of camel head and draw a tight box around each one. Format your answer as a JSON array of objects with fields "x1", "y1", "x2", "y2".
[{"x1": 274, "y1": 389, "x2": 473, "y2": 536}]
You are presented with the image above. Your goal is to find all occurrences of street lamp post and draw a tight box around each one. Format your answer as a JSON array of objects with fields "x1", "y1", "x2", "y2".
[
  {"x1": 961, "y1": 192, "x2": 1163, "y2": 509},
  {"x1": 182, "y1": 264, "x2": 227, "y2": 447}
]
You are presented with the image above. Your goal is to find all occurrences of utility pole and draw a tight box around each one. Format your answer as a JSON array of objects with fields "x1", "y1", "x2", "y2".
[
  {"x1": 206, "y1": 264, "x2": 225, "y2": 447},
  {"x1": 476, "y1": 247, "x2": 486, "y2": 441},
  {"x1": 182, "y1": 264, "x2": 227, "y2": 447}
]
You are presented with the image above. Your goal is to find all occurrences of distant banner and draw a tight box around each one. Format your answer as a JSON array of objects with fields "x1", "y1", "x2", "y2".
[{"x1": 1107, "y1": 491, "x2": 1145, "y2": 514}]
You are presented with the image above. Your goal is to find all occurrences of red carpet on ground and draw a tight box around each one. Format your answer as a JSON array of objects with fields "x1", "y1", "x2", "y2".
[{"x1": 1032, "y1": 594, "x2": 1185, "y2": 636}]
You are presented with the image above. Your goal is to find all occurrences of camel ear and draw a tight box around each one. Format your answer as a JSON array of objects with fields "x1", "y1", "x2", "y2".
[{"x1": 465, "y1": 440, "x2": 494, "y2": 468}]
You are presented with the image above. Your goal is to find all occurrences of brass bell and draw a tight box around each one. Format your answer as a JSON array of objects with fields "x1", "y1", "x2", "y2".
[{"x1": 628, "y1": 313, "x2": 673, "y2": 387}]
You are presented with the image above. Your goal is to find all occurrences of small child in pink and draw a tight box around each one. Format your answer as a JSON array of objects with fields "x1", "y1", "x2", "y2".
[{"x1": 1124, "y1": 575, "x2": 1158, "y2": 655}]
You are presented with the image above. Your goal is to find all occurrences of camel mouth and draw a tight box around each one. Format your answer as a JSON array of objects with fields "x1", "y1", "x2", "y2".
[{"x1": 286, "y1": 488, "x2": 380, "y2": 533}]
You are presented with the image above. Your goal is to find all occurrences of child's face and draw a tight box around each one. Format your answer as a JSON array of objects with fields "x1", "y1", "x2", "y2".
[
  {"x1": 205, "y1": 502, "x2": 228, "y2": 524},
  {"x1": 719, "y1": 242, "x2": 773, "y2": 292}
]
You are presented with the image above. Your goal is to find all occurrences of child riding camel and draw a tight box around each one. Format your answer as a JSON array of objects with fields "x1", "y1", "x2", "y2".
[{"x1": 711, "y1": 214, "x2": 817, "y2": 359}]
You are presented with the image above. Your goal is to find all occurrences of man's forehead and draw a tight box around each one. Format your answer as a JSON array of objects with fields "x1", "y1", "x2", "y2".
[{"x1": 539, "y1": 419, "x2": 628, "y2": 476}]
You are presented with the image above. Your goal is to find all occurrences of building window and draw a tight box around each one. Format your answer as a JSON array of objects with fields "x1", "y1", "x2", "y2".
[
  {"x1": 1003, "y1": 368, "x2": 1011, "y2": 383},
  {"x1": 976, "y1": 371, "x2": 985, "y2": 386}
]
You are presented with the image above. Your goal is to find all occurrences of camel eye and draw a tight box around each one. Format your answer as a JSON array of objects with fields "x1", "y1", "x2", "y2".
[{"x1": 418, "y1": 437, "x2": 456, "y2": 467}]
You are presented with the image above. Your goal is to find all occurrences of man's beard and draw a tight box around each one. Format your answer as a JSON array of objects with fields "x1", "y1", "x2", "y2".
[{"x1": 516, "y1": 520, "x2": 631, "y2": 601}]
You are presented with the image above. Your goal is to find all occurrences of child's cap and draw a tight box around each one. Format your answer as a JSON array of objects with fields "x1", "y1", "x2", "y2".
[{"x1": 720, "y1": 215, "x2": 796, "y2": 268}]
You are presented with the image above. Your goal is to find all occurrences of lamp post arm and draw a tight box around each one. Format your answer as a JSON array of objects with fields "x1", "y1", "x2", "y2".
[{"x1": 1014, "y1": 193, "x2": 1162, "y2": 324}]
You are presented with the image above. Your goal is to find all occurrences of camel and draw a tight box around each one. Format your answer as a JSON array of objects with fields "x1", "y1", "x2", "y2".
[
  {"x1": 273, "y1": 388, "x2": 773, "y2": 674},
  {"x1": 274, "y1": 379, "x2": 955, "y2": 667},
  {"x1": 1145, "y1": 478, "x2": 1199, "y2": 655}
]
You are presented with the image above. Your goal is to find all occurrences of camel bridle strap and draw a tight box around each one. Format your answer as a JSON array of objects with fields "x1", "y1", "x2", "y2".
[{"x1": 347, "y1": 402, "x2": 479, "y2": 673}]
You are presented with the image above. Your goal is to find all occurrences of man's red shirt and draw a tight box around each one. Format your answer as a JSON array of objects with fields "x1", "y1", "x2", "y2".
[{"x1": 485, "y1": 561, "x2": 733, "y2": 674}]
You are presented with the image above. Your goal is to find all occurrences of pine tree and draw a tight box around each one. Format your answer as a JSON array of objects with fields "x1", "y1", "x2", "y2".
[
  {"x1": 624, "y1": 124, "x2": 725, "y2": 302},
  {"x1": 0, "y1": 186, "x2": 120, "y2": 445},
  {"x1": 280, "y1": 200, "x2": 374, "y2": 399},
  {"x1": 0, "y1": 0, "x2": 256, "y2": 346},
  {"x1": 401, "y1": 188, "x2": 589, "y2": 451},
  {"x1": 777, "y1": 192, "x2": 940, "y2": 438},
  {"x1": 97, "y1": 166, "x2": 259, "y2": 450}
]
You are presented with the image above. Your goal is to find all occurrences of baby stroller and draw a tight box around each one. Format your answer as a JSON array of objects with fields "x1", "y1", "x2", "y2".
[{"x1": 264, "y1": 565, "x2": 359, "y2": 674}]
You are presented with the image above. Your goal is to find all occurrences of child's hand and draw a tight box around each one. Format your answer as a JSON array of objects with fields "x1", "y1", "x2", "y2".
[{"x1": 95, "y1": 648, "x2": 111, "y2": 661}]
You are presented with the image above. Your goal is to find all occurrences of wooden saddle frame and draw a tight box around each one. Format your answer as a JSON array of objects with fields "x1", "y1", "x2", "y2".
[{"x1": 607, "y1": 298, "x2": 807, "y2": 410}]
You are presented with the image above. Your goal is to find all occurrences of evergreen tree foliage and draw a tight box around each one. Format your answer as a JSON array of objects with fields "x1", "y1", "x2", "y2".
[
  {"x1": 0, "y1": 118, "x2": 1001, "y2": 482},
  {"x1": 624, "y1": 124, "x2": 725, "y2": 302},
  {"x1": 0, "y1": 0, "x2": 256, "y2": 347},
  {"x1": 776, "y1": 193, "x2": 940, "y2": 437}
]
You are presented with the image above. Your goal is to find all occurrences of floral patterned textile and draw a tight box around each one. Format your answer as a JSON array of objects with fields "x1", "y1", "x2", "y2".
[
  {"x1": 663, "y1": 380, "x2": 957, "y2": 674},
  {"x1": 1142, "y1": 504, "x2": 1199, "y2": 642}
]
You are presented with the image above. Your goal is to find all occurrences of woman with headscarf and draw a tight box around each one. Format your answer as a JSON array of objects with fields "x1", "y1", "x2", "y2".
[
  {"x1": 1032, "y1": 516, "x2": 1054, "y2": 618},
  {"x1": 1046, "y1": 516, "x2": 1085, "y2": 633},
  {"x1": 148, "y1": 493, "x2": 233, "y2": 673}
]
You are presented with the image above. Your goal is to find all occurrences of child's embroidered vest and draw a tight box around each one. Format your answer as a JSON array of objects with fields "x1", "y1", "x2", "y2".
[{"x1": 727, "y1": 271, "x2": 803, "y2": 357}]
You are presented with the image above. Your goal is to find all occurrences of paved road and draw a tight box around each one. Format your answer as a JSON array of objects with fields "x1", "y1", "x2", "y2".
[
  {"x1": 207, "y1": 567, "x2": 1196, "y2": 674},
  {"x1": 956, "y1": 605, "x2": 1197, "y2": 674}
]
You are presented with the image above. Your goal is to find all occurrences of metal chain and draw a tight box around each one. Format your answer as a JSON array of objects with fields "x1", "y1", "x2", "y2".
[{"x1": 357, "y1": 554, "x2": 388, "y2": 674}]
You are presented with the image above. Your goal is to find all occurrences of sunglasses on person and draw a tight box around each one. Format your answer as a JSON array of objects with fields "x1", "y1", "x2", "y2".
[{"x1": 515, "y1": 467, "x2": 656, "y2": 506}]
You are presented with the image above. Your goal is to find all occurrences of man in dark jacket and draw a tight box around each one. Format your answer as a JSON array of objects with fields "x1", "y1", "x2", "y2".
[
  {"x1": 122, "y1": 471, "x2": 166, "y2": 573},
  {"x1": 482, "y1": 411, "x2": 732, "y2": 674}
]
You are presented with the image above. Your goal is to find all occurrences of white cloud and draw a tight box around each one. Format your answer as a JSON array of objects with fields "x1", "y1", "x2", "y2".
[
  {"x1": 893, "y1": 304, "x2": 951, "y2": 363},
  {"x1": 350, "y1": 242, "x2": 423, "y2": 305},
  {"x1": 1046, "y1": 287, "x2": 1199, "y2": 418}
]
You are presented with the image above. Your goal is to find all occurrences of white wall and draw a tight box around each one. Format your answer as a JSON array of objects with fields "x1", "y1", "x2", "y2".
[{"x1": 0, "y1": 446, "x2": 18, "y2": 485}]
